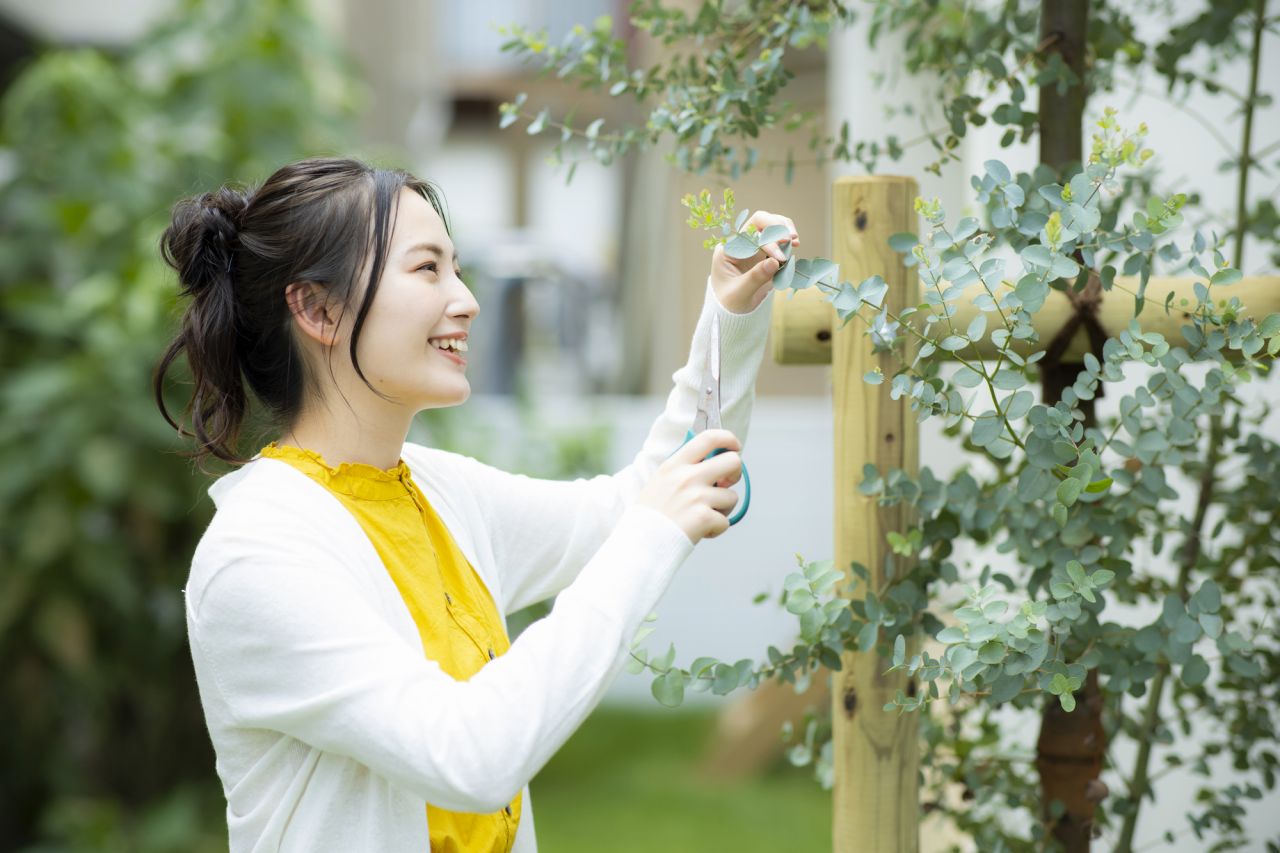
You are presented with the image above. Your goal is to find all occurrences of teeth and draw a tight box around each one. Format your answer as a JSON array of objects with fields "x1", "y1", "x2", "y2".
[{"x1": 431, "y1": 338, "x2": 468, "y2": 352}]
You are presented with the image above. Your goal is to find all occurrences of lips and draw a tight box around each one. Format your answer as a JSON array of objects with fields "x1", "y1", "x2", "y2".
[{"x1": 434, "y1": 345, "x2": 466, "y2": 366}]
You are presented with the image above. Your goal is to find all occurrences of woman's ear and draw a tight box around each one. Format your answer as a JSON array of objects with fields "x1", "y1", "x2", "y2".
[{"x1": 285, "y1": 281, "x2": 342, "y2": 346}]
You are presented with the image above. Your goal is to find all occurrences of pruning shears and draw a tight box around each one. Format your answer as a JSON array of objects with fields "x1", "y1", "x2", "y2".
[{"x1": 671, "y1": 313, "x2": 752, "y2": 525}]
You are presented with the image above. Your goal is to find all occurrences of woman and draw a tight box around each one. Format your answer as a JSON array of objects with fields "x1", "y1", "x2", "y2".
[{"x1": 154, "y1": 157, "x2": 797, "y2": 852}]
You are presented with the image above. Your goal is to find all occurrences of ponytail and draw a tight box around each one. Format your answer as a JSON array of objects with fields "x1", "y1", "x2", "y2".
[{"x1": 154, "y1": 186, "x2": 253, "y2": 471}]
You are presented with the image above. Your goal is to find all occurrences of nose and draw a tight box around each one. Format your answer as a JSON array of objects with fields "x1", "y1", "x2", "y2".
[{"x1": 450, "y1": 275, "x2": 480, "y2": 322}]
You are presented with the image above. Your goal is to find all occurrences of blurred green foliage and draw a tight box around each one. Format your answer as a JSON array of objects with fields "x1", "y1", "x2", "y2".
[
  {"x1": 0, "y1": 0, "x2": 362, "y2": 848},
  {"x1": 0, "y1": 1, "x2": 623, "y2": 847}
]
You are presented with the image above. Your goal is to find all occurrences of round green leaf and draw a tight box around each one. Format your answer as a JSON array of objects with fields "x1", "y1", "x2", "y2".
[
  {"x1": 1193, "y1": 579, "x2": 1221, "y2": 613},
  {"x1": 1056, "y1": 478, "x2": 1083, "y2": 507},
  {"x1": 888, "y1": 232, "x2": 918, "y2": 252},
  {"x1": 1197, "y1": 612, "x2": 1223, "y2": 640},
  {"x1": 952, "y1": 366, "x2": 984, "y2": 388},
  {"x1": 978, "y1": 641, "x2": 1006, "y2": 664},
  {"x1": 1181, "y1": 655, "x2": 1209, "y2": 687},
  {"x1": 651, "y1": 670, "x2": 685, "y2": 707},
  {"x1": 992, "y1": 369, "x2": 1025, "y2": 390},
  {"x1": 724, "y1": 233, "x2": 759, "y2": 260},
  {"x1": 972, "y1": 414, "x2": 1002, "y2": 447},
  {"x1": 1210, "y1": 268, "x2": 1242, "y2": 286}
]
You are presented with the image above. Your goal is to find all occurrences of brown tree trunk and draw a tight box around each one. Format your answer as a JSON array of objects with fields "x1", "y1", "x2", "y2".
[
  {"x1": 1036, "y1": 2, "x2": 1107, "y2": 851},
  {"x1": 1037, "y1": 0, "x2": 1089, "y2": 177},
  {"x1": 1036, "y1": 669, "x2": 1107, "y2": 849}
]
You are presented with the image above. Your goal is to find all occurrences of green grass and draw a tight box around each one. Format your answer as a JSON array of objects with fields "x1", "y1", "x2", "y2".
[{"x1": 528, "y1": 704, "x2": 832, "y2": 852}]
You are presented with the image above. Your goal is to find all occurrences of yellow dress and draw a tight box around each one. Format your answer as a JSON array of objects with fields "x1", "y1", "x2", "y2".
[{"x1": 259, "y1": 442, "x2": 522, "y2": 853}]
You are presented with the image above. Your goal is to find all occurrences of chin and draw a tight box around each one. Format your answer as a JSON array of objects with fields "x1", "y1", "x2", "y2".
[{"x1": 422, "y1": 379, "x2": 470, "y2": 408}]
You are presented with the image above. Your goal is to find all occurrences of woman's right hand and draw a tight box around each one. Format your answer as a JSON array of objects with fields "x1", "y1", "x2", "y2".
[{"x1": 636, "y1": 429, "x2": 744, "y2": 544}]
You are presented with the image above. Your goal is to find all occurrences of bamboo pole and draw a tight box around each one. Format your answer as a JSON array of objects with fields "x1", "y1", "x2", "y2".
[
  {"x1": 831, "y1": 175, "x2": 921, "y2": 853},
  {"x1": 772, "y1": 276, "x2": 1280, "y2": 366}
]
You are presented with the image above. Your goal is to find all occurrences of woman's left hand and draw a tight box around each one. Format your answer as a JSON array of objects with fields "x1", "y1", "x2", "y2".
[{"x1": 709, "y1": 209, "x2": 799, "y2": 314}]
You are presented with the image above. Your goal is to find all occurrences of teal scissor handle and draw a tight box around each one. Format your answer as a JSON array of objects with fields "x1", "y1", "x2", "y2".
[{"x1": 678, "y1": 427, "x2": 751, "y2": 526}]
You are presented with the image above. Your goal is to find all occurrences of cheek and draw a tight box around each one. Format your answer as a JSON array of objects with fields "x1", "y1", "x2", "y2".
[
  {"x1": 370, "y1": 281, "x2": 439, "y2": 341},
  {"x1": 373, "y1": 290, "x2": 452, "y2": 365}
]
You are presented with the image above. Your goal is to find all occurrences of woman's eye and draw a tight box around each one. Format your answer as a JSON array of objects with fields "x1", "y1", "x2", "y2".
[{"x1": 417, "y1": 261, "x2": 463, "y2": 277}]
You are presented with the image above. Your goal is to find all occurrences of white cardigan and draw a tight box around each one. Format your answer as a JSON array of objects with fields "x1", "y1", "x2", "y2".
[{"x1": 184, "y1": 278, "x2": 774, "y2": 852}]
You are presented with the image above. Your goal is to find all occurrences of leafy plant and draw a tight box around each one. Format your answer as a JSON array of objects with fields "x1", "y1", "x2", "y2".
[
  {"x1": 644, "y1": 116, "x2": 1278, "y2": 850},
  {"x1": 499, "y1": 1, "x2": 1278, "y2": 848}
]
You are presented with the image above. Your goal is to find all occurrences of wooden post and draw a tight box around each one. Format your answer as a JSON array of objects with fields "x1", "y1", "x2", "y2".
[{"x1": 831, "y1": 175, "x2": 920, "y2": 853}]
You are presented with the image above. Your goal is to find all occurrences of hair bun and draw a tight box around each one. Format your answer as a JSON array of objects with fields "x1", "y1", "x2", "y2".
[{"x1": 161, "y1": 185, "x2": 252, "y2": 298}]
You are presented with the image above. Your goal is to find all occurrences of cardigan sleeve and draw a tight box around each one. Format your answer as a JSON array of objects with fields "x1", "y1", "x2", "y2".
[
  {"x1": 452, "y1": 276, "x2": 774, "y2": 615},
  {"x1": 186, "y1": 501, "x2": 694, "y2": 814}
]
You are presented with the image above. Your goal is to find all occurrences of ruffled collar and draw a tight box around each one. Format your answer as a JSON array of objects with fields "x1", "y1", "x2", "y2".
[{"x1": 259, "y1": 441, "x2": 413, "y2": 501}]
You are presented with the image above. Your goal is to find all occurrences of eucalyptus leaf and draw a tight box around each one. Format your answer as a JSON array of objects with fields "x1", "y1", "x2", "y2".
[
  {"x1": 724, "y1": 233, "x2": 758, "y2": 260},
  {"x1": 651, "y1": 669, "x2": 685, "y2": 707}
]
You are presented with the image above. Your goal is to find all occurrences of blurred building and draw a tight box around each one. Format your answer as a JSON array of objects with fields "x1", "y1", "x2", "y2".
[
  {"x1": 327, "y1": 0, "x2": 835, "y2": 399},
  {"x1": 0, "y1": 0, "x2": 833, "y2": 399}
]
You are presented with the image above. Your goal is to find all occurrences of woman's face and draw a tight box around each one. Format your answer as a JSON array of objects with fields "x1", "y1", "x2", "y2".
[{"x1": 346, "y1": 187, "x2": 479, "y2": 413}]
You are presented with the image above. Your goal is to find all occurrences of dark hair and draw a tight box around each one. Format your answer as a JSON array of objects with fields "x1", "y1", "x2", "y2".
[{"x1": 152, "y1": 157, "x2": 450, "y2": 474}]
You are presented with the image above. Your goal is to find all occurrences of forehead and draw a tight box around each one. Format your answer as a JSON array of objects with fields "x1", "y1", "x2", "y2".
[{"x1": 389, "y1": 187, "x2": 452, "y2": 257}]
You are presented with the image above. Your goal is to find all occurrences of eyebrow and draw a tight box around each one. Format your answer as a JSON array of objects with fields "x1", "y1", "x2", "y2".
[{"x1": 402, "y1": 242, "x2": 461, "y2": 266}]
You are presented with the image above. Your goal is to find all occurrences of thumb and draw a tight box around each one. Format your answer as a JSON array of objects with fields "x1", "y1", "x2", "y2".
[{"x1": 745, "y1": 254, "x2": 781, "y2": 285}]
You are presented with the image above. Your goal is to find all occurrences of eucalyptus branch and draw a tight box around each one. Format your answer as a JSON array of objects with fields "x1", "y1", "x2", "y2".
[{"x1": 653, "y1": 95, "x2": 1277, "y2": 845}]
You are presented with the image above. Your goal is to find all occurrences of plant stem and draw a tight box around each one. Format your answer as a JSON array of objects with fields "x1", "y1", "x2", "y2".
[
  {"x1": 1233, "y1": 0, "x2": 1268, "y2": 272},
  {"x1": 1114, "y1": 2, "x2": 1266, "y2": 849}
]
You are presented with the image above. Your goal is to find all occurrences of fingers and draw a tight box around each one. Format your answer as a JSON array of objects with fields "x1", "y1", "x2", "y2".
[
  {"x1": 748, "y1": 254, "x2": 782, "y2": 284},
  {"x1": 745, "y1": 210, "x2": 801, "y2": 261},
  {"x1": 705, "y1": 453, "x2": 743, "y2": 488},
  {"x1": 706, "y1": 483, "x2": 740, "y2": 514},
  {"x1": 673, "y1": 431, "x2": 743, "y2": 482},
  {"x1": 684, "y1": 428, "x2": 740, "y2": 462},
  {"x1": 696, "y1": 448, "x2": 744, "y2": 490},
  {"x1": 702, "y1": 510, "x2": 732, "y2": 540}
]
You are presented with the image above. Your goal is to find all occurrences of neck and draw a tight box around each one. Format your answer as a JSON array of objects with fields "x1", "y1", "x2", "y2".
[{"x1": 281, "y1": 404, "x2": 414, "y2": 471}]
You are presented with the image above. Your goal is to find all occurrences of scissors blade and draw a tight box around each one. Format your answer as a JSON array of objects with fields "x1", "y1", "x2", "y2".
[
  {"x1": 705, "y1": 315, "x2": 722, "y2": 430},
  {"x1": 691, "y1": 315, "x2": 721, "y2": 435}
]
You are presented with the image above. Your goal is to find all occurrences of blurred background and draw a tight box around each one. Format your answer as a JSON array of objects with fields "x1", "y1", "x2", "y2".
[
  {"x1": 0, "y1": 0, "x2": 1275, "y2": 850},
  {"x1": 0, "y1": 1, "x2": 837, "y2": 849}
]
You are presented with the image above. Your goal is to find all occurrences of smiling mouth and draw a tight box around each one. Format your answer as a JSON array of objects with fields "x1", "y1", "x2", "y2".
[{"x1": 433, "y1": 345, "x2": 467, "y2": 365}]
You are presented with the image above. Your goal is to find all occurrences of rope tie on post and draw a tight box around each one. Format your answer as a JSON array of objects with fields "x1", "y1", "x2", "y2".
[{"x1": 1039, "y1": 271, "x2": 1108, "y2": 418}]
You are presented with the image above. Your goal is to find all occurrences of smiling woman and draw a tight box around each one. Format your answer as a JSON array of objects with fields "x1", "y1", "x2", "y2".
[
  {"x1": 154, "y1": 154, "x2": 787, "y2": 853},
  {"x1": 153, "y1": 157, "x2": 473, "y2": 474}
]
